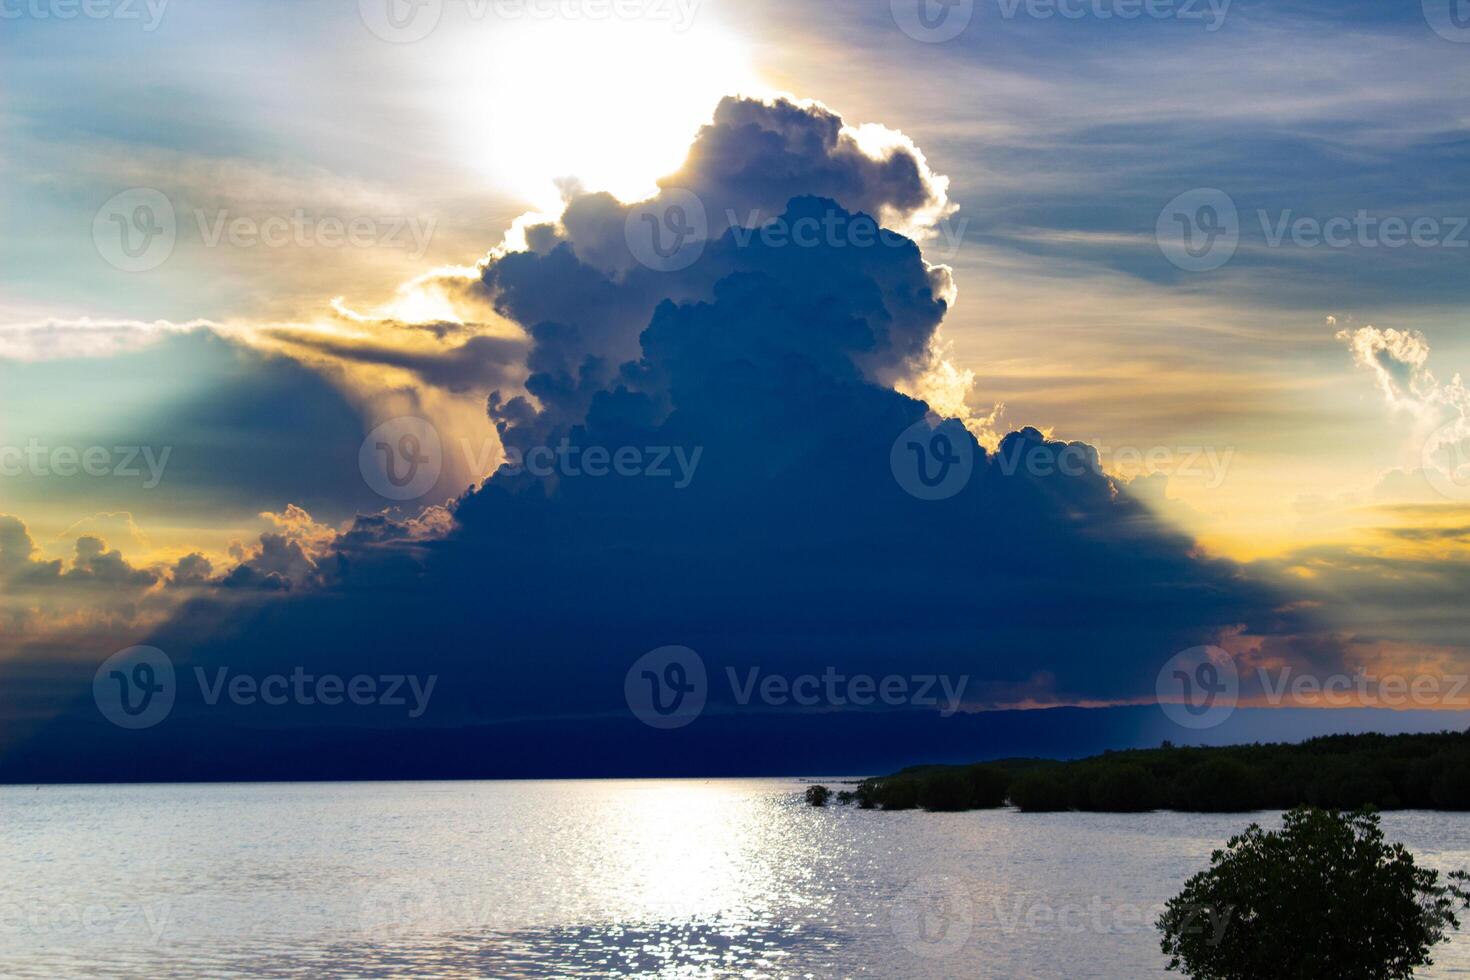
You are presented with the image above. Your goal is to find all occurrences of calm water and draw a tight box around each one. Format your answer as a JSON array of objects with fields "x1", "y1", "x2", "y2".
[{"x1": 3, "y1": 779, "x2": 1469, "y2": 978}]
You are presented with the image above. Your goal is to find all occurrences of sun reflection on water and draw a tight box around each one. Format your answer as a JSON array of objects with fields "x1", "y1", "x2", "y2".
[{"x1": 6, "y1": 781, "x2": 1470, "y2": 978}]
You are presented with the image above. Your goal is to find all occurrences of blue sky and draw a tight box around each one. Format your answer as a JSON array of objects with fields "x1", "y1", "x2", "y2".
[{"x1": 3, "y1": 0, "x2": 1470, "y2": 772}]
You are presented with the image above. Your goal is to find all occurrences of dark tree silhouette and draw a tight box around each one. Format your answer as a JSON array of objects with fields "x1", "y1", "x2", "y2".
[
  {"x1": 1158, "y1": 807, "x2": 1470, "y2": 980},
  {"x1": 862, "y1": 731, "x2": 1470, "y2": 814}
]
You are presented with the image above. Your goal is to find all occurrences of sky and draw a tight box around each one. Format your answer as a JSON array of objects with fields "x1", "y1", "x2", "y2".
[{"x1": 2, "y1": 0, "x2": 1470, "y2": 776}]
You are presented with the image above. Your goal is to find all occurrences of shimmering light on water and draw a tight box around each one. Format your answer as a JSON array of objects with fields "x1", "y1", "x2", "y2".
[{"x1": 2, "y1": 779, "x2": 1469, "y2": 977}]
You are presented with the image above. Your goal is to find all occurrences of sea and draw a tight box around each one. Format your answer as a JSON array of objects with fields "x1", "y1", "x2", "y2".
[{"x1": 3, "y1": 778, "x2": 1469, "y2": 977}]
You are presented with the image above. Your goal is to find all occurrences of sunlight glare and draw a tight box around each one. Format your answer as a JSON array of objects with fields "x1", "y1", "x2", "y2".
[{"x1": 450, "y1": 18, "x2": 760, "y2": 210}]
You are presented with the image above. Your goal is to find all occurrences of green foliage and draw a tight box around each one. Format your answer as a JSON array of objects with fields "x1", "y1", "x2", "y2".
[
  {"x1": 1158, "y1": 807, "x2": 1470, "y2": 980},
  {"x1": 1087, "y1": 763, "x2": 1160, "y2": 812},
  {"x1": 1009, "y1": 769, "x2": 1072, "y2": 812},
  {"x1": 858, "y1": 765, "x2": 1011, "y2": 812},
  {"x1": 915, "y1": 769, "x2": 972, "y2": 811},
  {"x1": 862, "y1": 730, "x2": 1470, "y2": 813},
  {"x1": 874, "y1": 777, "x2": 919, "y2": 810},
  {"x1": 1171, "y1": 758, "x2": 1264, "y2": 812},
  {"x1": 965, "y1": 763, "x2": 1010, "y2": 808},
  {"x1": 804, "y1": 784, "x2": 832, "y2": 807}
]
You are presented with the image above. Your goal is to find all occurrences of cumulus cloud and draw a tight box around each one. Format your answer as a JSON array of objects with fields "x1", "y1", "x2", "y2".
[
  {"x1": 0, "y1": 94, "x2": 1358, "y2": 777},
  {"x1": 659, "y1": 95, "x2": 955, "y2": 240},
  {"x1": 1337, "y1": 322, "x2": 1470, "y2": 505},
  {"x1": 464, "y1": 97, "x2": 978, "y2": 460},
  {"x1": 1338, "y1": 324, "x2": 1437, "y2": 414},
  {"x1": 0, "y1": 516, "x2": 171, "y2": 664},
  {"x1": 0, "y1": 317, "x2": 210, "y2": 362}
]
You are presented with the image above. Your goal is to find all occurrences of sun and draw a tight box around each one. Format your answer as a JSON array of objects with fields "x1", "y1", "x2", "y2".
[{"x1": 445, "y1": 16, "x2": 761, "y2": 211}]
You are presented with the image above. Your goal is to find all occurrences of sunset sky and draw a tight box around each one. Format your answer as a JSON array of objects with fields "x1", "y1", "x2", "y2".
[{"x1": 4, "y1": 0, "x2": 1470, "y2": 770}]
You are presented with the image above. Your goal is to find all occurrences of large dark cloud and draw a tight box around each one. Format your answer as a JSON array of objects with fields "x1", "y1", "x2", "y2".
[
  {"x1": 0, "y1": 97, "x2": 1341, "y2": 779},
  {"x1": 481, "y1": 96, "x2": 955, "y2": 447}
]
